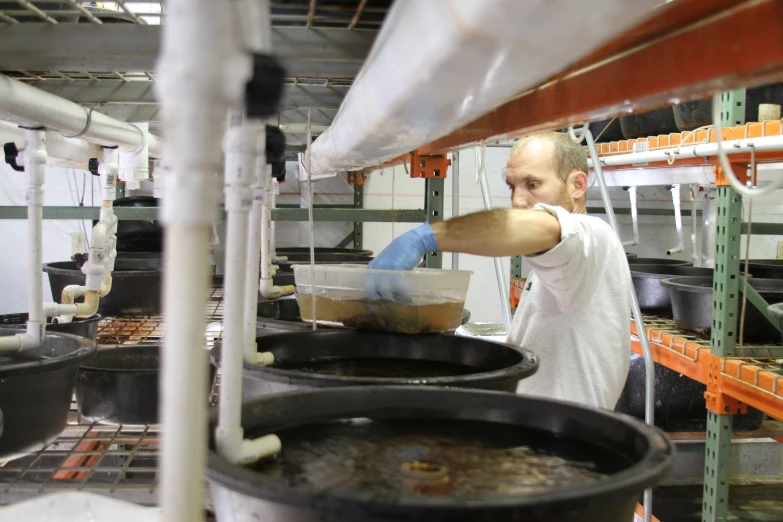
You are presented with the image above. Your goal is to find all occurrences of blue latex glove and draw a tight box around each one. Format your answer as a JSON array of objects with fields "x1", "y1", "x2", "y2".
[{"x1": 366, "y1": 223, "x2": 438, "y2": 300}]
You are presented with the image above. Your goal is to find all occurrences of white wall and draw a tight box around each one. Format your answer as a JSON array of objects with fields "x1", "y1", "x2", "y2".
[{"x1": 0, "y1": 162, "x2": 101, "y2": 314}]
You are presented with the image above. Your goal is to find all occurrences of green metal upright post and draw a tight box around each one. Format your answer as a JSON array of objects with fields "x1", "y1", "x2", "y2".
[
  {"x1": 424, "y1": 177, "x2": 445, "y2": 268},
  {"x1": 511, "y1": 257, "x2": 523, "y2": 279},
  {"x1": 115, "y1": 182, "x2": 125, "y2": 199},
  {"x1": 353, "y1": 184, "x2": 364, "y2": 249},
  {"x1": 702, "y1": 89, "x2": 746, "y2": 522}
]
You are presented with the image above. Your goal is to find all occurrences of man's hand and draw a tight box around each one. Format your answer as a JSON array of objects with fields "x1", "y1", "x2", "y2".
[
  {"x1": 368, "y1": 223, "x2": 439, "y2": 271},
  {"x1": 366, "y1": 223, "x2": 438, "y2": 301}
]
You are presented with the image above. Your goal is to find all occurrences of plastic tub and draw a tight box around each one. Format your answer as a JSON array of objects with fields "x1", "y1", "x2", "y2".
[
  {"x1": 661, "y1": 276, "x2": 783, "y2": 342},
  {"x1": 0, "y1": 329, "x2": 96, "y2": 462},
  {"x1": 75, "y1": 345, "x2": 217, "y2": 425},
  {"x1": 293, "y1": 265, "x2": 472, "y2": 334},
  {"x1": 627, "y1": 257, "x2": 692, "y2": 266},
  {"x1": 43, "y1": 259, "x2": 162, "y2": 317},
  {"x1": 212, "y1": 330, "x2": 538, "y2": 397},
  {"x1": 0, "y1": 313, "x2": 101, "y2": 342},
  {"x1": 768, "y1": 302, "x2": 783, "y2": 344},
  {"x1": 207, "y1": 387, "x2": 673, "y2": 522}
]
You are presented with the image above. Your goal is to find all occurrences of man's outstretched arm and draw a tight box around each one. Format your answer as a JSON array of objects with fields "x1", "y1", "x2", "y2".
[{"x1": 369, "y1": 209, "x2": 561, "y2": 271}]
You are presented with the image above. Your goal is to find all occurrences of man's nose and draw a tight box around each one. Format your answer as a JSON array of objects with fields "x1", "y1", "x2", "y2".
[{"x1": 512, "y1": 191, "x2": 529, "y2": 210}]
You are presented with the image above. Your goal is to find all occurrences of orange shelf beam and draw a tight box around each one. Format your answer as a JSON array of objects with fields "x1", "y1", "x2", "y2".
[
  {"x1": 631, "y1": 322, "x2": 783, "y2": 422},
  {"x1": 419, "y1": 0, "x2": 783, "y2": 155}
]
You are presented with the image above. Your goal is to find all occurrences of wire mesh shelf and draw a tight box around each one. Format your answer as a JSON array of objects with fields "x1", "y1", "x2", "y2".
[
  {"x1": 0, "y1": 413, "x2": 159, "y2": 505},
  {"x1": 640, "y1": 314, "x2": 783, "y2": 362}
]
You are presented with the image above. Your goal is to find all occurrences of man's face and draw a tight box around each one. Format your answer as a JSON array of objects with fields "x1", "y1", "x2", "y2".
[{"x1": 505, "y1": 139, "x2": 574, "y2": 211}]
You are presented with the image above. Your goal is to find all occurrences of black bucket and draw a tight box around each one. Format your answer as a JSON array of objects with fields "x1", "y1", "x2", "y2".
[
  {"x1": 746, "y1": 259, "x2": 783, "y2": 280},
  {"x1": 207, "y1": 387, "x2": 673, "y2": 522},
  {"x1": 0, "y1": 313, "x2": 101, "y2": 342},
  {"x1": 627, "y1": 257, "x2": 693, "y2": 267},
  {"x1": 276, "y1": 257, "x2": 374, "y2": 273},
  {"x1": 0, "y1": 329, "x2": 96, "y2": 461},
  {"x1": 768, "y1": 302, "x2": 783, "y2": 344},
  {"x1": 620, "y1": 107, "x2": 679, "y2": 139},
  {"x1": 213, "y1": 330, "x2": 538, "y2": 397},
  {"x1": 43, "y1": 259, "x2": 162, "y2": 317},
  {"x1": 631, "y1": 265, "x2": 713, "y2": 315},
  {"x1": 276, "y1": 247, "x2": 373, "y2": 257},
  {"x1": 661, "y1": 276, "x2": 783, "y2": 342},
  {"x1": 630, "y1": 265, "x2": 748, "y2": 316},
  {"x1": 673, "y1": 84, "x2": 783, "y2": 131},
  {"x1": 75, "y1": 345, "x2": 216, "y2": 425},
  {"x1": 105, "y1": 196, "x2": 162, "y2": 252},
  {"x1": 616, "y1": 353, "x2": 765, "y2": 431}
]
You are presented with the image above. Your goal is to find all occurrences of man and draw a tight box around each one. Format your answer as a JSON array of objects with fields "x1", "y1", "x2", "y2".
[{"x1": 369, "y1": 132, "x2": 632, "y2": 409}]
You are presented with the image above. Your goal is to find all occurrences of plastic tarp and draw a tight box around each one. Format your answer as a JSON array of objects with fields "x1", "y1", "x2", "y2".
[{"x1": 309, "y1": 0, "x2": 664, "y2": 177}]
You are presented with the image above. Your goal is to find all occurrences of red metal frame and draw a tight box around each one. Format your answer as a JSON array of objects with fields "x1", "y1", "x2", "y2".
[{"x1": 419, "y1": 0, "x2": 783, "y2": 154}]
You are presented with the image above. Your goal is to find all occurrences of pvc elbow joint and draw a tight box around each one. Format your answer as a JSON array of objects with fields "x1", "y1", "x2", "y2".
[
  {"x1": 75, "y1": 291, "x2": 100, "y2": 318},
  {"x1": 216, "y1": 428, "x2": 281, "y2": 466},
  {"x1": 259, "y1": 278, "x2": 294, "y2": 299}
]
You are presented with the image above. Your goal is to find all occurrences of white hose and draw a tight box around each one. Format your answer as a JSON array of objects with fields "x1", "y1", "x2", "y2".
[
  {"x1": 306, "y1": 109, "x2": 317, "y2": 331},
  {"x1": 474, "y1": 145, "x2": 512, "y2": 333},
  {"x1": 584, "y1": 129, "x2": 654, "y2": 522},
  {"x1": 712, "y1": 93, "x2": 783, "y2": 198},
  {"x1": 621, "y1": 187, "x2": 639, "y2": 247},
  {"x1": 666, "y1": 185, "x2": 684, "y2": 255}
]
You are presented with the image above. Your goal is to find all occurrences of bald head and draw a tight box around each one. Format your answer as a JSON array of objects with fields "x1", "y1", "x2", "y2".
[{"x1": 510, "y1": 132, "x2": 588, "y2": 183}]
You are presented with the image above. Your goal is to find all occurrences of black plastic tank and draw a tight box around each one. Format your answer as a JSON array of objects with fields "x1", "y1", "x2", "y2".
[
  {"x1": 207, "y1": 386, "x2": 674, "y2": 522},
  {"x1": 213, "y1": 330, "x2": 537, "y2": 397}
]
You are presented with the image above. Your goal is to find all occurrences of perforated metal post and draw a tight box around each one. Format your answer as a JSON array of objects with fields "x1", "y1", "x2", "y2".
[
  {"x1": 702, "y1": 89, "x2": 746, "y2": 522},
  {"x1": 353, "y1": 184, "x2": 363, "y2": 249},
  {"x1": 425, "y1": 177, "x2": 444, "y2": 268}
]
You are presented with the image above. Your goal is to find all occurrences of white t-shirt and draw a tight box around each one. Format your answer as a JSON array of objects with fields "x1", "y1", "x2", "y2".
[{"x1": 507, "y1": 203, "x2": 632, "y2": 409}]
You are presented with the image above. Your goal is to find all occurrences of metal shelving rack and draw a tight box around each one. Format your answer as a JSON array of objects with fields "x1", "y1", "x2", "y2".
[
  {"x1": 594, "y1": 89, "x2": 783, "y2": 520},
  {"x1": 1, "y1": 0, "x2": 783, "y2": 520}
]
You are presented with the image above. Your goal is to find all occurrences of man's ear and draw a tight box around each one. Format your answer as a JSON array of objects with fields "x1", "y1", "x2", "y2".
[{"x1": 569, "y1": 170, "x2": 588, "y2": 200}]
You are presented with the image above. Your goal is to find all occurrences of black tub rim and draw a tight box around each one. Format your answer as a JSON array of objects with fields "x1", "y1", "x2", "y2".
[
  {"x1": 206, "y1": 386, "x2": 674, "y2": 512},
  {"x1": 662, "y1": 276, "x2": 783, "y2": 295},
  {"x1": 0, "y1": 312, "x2": 101, "y2": 327},
  {"x1": 0, "y1": 329, "x2": 97, "y2": 378},
  {"x1": 78, "y1": 345, "x2": 161, "y2": 374},
  {"x1": 276, "y1": 247, "x2": 374, "y2": 257},
  {"x1": 214, "y1": 330, "x2": 539, "y2": 387},
  {"x1": 626, "y1": 257, "x2": 693, "y2": 266},
  {"x1": 630, "y1": 265, "x2": 713, "y2": 278},
  {"x1": 43, "y1": 260, "x2": 161, "y2": 278}
]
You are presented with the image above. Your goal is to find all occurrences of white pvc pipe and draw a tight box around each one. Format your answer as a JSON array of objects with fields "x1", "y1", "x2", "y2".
[
  {"x1": 621, "y1": 186, "x2": 639, "y2": 248},
  {"x1": 259, "y1": 169, "x2": 294, "y2": 299},
  {"x1": 270, "y1": 181, "x2": 278, "y2": 261},
  {"x1": 244, "y1": 134, "x2": 266, "y2": 363},
  {"x1": 451, "y1": 151, "x2": 460, "y2": 270},
  {"x1": 666, "y1": 185, "x2": 684, "y2": 256},
  {"x1": 0, "y1": 130, "x2": 48, "y2": 351},
  {"x1": 0, "y1": 74, "x2": 160, "y2": 156},
  {"x1": 589, "y1": 134, "x2": 783, "y2": 168},
  {"x1": 217, "y1": 116, "x2": 258, "y2": 458},
  {"x1": 0, "y1": 120, "x2": 100, "y2": 169},
  {"x1": 690, "y1": 186, "x2": 699, "y2": 265},
  {"x1": 156, "y1": 0, "x2": 234, "y2": 519}
]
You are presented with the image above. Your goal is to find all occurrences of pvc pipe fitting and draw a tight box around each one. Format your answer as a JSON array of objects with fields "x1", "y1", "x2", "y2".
[{"x1": 119, "y1": 123, "x2": 150, "y2": 190}]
